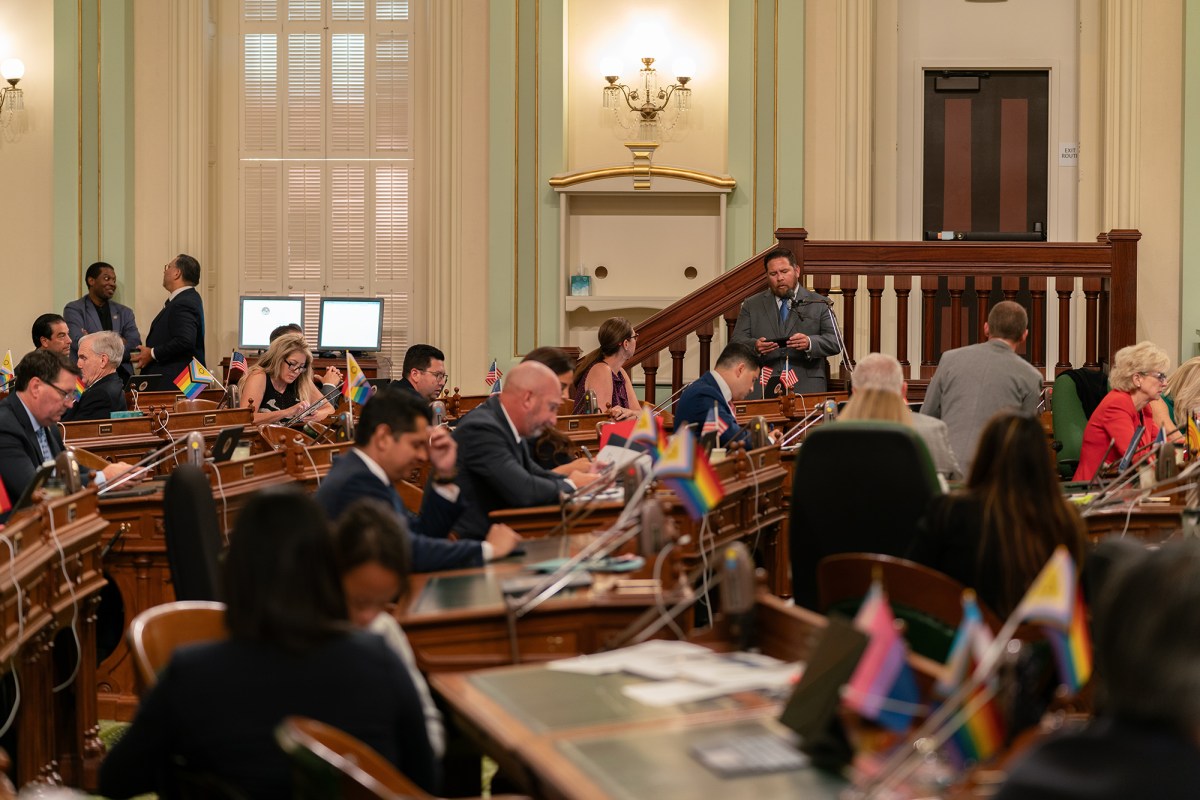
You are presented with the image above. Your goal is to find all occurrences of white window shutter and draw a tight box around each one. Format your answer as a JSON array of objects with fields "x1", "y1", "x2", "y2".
[{"x1": 373, "y1": 33, "x2": 410, "y2": 153}]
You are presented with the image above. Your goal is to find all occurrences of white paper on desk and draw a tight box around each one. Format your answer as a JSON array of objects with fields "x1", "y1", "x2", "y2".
[
  {"x1": 622, "y1": 680, "x2": 728, "y2": 707},
  {"x1": 547, "y1": 640, "x2": 710, "y2": 675}
]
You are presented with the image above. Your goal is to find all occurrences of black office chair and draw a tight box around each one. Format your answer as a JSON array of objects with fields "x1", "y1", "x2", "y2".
[
  {"x1": 163, "y1": 464, "x2": 223, "y2": 601},
  {"x1": 789, "y1": 421, "x2": 943, "y2": 610}
]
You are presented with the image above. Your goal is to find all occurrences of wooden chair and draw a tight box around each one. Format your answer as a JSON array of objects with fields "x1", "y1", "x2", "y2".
[
  {"x1": 258, "y1": 423, "x2": 317, "y2": 450},
  {"x1": 816, "y1": 553, "x2": 1003, "y2": 662},
  {"x1": 127, "y1": 600, "x2": 227, "y2": 689},
  {"x1": 175, "y1": 398, "x2": 220, "y2": 412}
]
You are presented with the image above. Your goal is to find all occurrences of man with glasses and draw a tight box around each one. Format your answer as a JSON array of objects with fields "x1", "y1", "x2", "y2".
[
  {"x1": 0, "y1": 350, "x2": 135, "y2": 521},
  {"x1": 390, "y1": 344, "x2": 448, "y2": 404},
  {"x1": 131, "y1": 253, "x2": 206, "y2": 392},
  {"x1": 921, "y1": 300, "x2": 1043, "y2": 475}
]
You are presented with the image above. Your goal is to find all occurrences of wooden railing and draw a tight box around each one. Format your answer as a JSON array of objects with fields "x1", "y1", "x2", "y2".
[{"x1": 625, "y1": 228, "x2": 1140, "y2": 403}]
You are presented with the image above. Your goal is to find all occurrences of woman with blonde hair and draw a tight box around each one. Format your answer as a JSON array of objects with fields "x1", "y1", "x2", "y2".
[
  {"x1": 238, "y1": 332, "x2": 342, "y2": 425},
  {"x1": 1156, "y1": 355, "x2": 1200, "y2": 439},
  {"x1": 838, "y1": 388, "x2": 912, "y2": 424},
  {"x1": 1074, "y1": 340, "x2": 1170, "y2": 481},
  {"x1": 572, "y1": 317, "x2": 642, "y2": 420}
]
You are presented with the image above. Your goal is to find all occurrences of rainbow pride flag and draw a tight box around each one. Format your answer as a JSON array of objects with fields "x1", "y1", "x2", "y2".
[
  {"x1": 344, "y1": 351, "x2": 371, "y2": 405},
  {"x1": 657, "y1": 428, "x2": 726, "y2": 520},
  {"x1": 843, "y1": 581, "x2": 921, "y2": 733},
  {"x1": 1045, "y1": 589, "x2": 1093, "y2": 693},
  {"x1": 1012, "y1": 546, "x2": 1093, "y2": 693},
  {"x1": 626, "y1": 407, "x2": 666, "y2": 457},
  {"x1": 0, "y1": 350, "x2": 13, "y2": 390},
  {"x1": 73, "y1": 377, "x2": 86, "y2": 401},
  {"x1": 653, "y1": 427, "x2": 697, "y2": 479},
  {"x1": 1187, "y1": 414, "x2": 1200, "y2": 459},
  {"x1": 173, "y1": 358, "x2": 217, "y2": 400},
  {"x1": 936, "y1": 592, "x2": 1006, "y2": 766}
]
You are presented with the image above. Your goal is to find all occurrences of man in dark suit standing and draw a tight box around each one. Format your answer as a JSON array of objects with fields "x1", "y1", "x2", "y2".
[
  {"x1": 673, "y1": 341, "x2": 761, "y2": 447},
  {"x1": 315, "y1": 389, "x2": 521, "y2": 572},
  {"x1": 63, "y1": 261, "x2": 142, "y2": 382},
  {"x1": 63, "y1": 332, "x2": 128, "y2": 422},
  {"x1": 0, "y1": 350, "x2": 134, "y2": 521},
  {"x1": 731, "y1": 246, "x2": 840, "y2": 396},
  {"x1": 131, "y1": 253, "x2": 206, "y2": 391},
  {"x1": 451, "y1": 361, "x2": 598, "y2": 540}
]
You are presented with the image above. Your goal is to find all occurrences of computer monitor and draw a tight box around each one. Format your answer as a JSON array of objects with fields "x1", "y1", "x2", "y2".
[
  {"x1": 238, "y1": 296, "x2": 305, "y2": 350},
  {"x1": 318, "y1": 297, "x2": 384, "y2": 352}
]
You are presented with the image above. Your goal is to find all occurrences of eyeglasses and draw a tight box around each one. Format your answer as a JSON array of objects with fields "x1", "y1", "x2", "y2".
[
  {"x1": 42, "y1": 379, "x2": 77, "y2": 405},
  {"x1": 284, "y1": 359, "x2": 309, "y2": 372},
  {"x1": 1140, "y1": 371, "x2": 1167, "y2": 382},
  {"x1": 418, "y1": 369, "x2": 449, "y2": 382}
]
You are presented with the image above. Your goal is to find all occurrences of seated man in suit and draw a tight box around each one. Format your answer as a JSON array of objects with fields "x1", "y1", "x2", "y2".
[
  {"x1": 32, "y1": 313, "x2": 73, "y2": 359},
  {"x1": 451, "y1": 361, "x2": 598, "y2": 540},
  {"x1": 996, "y1": 539, "x2": 1200, "y2": 800},
  {"x1": 673, "y1": 341, "x2": 761, "y2": 447},
  {"x1": 130, "y1": 253, "x2": 206, "y2": 391},
  {"x1": 0, "y1": 350, "x2": 135, "y2": 521},
  {"x1": 315, "y1": 388, "x2": 520, "y2": 572},
  {"x1": 63, "y1": 261, "x2": 142, "y2": 382},
  {"x1": 731, "y1": 246, "x2": 839, "y2": 397},
  {"x1": 389, "y1": 344, "x2": 448, "y2": 405},
  {"x1": 63, "y1": 332, "x2": 129, "y2": 422},
  {"x1": 849, "y1": 353, "x2": 962, "y2": 481}
]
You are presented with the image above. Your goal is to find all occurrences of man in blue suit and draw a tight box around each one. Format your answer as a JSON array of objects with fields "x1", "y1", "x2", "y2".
[
  {"x1": 63, "y1": 261, "x2": 142, "y2": 382},
  {"x1": 315, "y1": 388, "x2": 521, "y2": 572},
  {"x1": 131, "y1": 253, "x2": 206, "y2": 391},
  {"x1": 673, "y1": 341, "x2": 761, "y2": 447}
]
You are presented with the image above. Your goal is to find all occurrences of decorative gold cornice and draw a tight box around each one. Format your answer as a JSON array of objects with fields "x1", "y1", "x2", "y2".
[{"x1": 548, "y1": 165, "x2": 736, "y2": 189}]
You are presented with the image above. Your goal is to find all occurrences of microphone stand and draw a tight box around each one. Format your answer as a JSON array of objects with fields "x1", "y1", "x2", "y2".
[
  {"x1": 96, "y1": 433, "x2": 194, "y2": 495},
  {"x1": 651, "y1": 383, "x2": 691, "y2": 415},
  {"x1": 777, "y1": 404, "x2": 826, "y2": 448},
  {"x1": 1079, "y1": 441, "x2": 1160, "y2": 515}
]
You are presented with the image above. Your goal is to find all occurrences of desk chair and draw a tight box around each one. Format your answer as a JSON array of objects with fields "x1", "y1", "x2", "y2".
[
  {"x1": 1051, "y1": 368, "x2": 1108, "y2": 479},
  {"x1": 276, "y1": 716, "x2": 531, "y2": 800},
  {"x1": 127, "y1": 600, "x2": 227, "y2": 688},
  {"x1": 816, "y1": 553, "x2": 1003, "y2": 662},
  {"x1": 258, "y1": 423, "x2": 318, "y2": 450},
  {"x1": 175, "y1": 397, "x2": 220, "y2": 412},
  {"x1": 163, "y1": 464, "x2": 224, "y2": 601},
  {"x1": 789, "y1": 421, "x2": 942, "y2": 611}
]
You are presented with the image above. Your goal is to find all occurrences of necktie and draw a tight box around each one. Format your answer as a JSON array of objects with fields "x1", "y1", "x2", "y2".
[
  {"x1": 779, "y1": 298, "x2": 789, "y2": 325},
  {"x1": 36, "y1": 427, "x2": 52, "y2": 464}
]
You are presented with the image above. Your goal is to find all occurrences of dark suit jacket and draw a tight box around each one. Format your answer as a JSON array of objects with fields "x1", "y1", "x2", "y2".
[
  {"x1": 63, "y1": 295, "x2": 142, "y2": 377},
  {"x1": 97, "y1": 633, "x2": 438, "y2": 800},
  {"x1": 144, "y1": 287, "x2": 206, "y2": 391},
  {"x1": 451, "y1": 395, "x2": 569, "y2": 540},
  {"x1": 0, "y1": 392, "x2": 63, "y2": 521},
  {"x1": 62, "y1": 372, "x2": 127, "y2": 423},
  {"x1": 672, "y1": 371, "x2": 750, "y2": 448},
  {"x1": 731, "y1": 286, "x2": 840, "y2": 394},
  {"x1": 388, "y1": 377, "x2": 425, "y2": 402},
  {"x1": 314, "y1": 449, "x2": 483, "y2": 572}
]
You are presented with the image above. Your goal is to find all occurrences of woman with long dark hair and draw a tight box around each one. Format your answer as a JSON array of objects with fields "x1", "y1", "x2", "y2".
[
  {"x1": 572, "y1": 317, "x2": 642, "y2": 420},
  {"x1": 99, "y1": 488, "x2": 437, "y2": 799},
  {"x1": 908, "y1": 411, "x2": 1086, "y2": 617}
]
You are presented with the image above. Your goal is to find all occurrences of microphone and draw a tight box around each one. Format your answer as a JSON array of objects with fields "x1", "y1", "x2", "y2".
[
  {"x1": 822, "y1": 398, "x2": 838, "y2": 423},
  {"x1": 185, "y1": 431, "x2": 205, "y2": 465},
  {"x1": 1155, "y1": 440, "x2": 1178, "y2": 482},
  {"x1": 651, "y1": 382, "x2": 691, "y2": 414},
  {"x1": 583, "y1": 390, "x2": 599, "y2": 415},
  {"x1": 431, "y1": 399, "x2": 447, "y2": 427},
  {"x1": 55, "y1": 450, "x2": 82, "y2": 494},
  {"x1": 1087, "y1": 437, "x2": 1118, "y2": 489},
  {"x1": 1117, "y1": 425, "x2": 1145, "y2": 472},
  {"x1": 746, "y1": 415, "x2": 771, "y2": 450},
  {"x1": 720, "y1": 541, "x2": 756, "y2": 651},
  {"x1": 639, "y1": 499, "x2": 667, "y2": 556}
]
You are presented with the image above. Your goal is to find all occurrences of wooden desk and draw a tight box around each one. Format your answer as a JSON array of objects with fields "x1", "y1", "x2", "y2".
[
  {"x1": 399, "y1": 538, "x2": 685, "y2": 674},
  {"x1": 0, "y1": 491, "x2": 108, "y2": 787},
  {"x1": 1082, "y1": 500, "x2": 1184, "y2": 545},
  {"x1": 430, "y1": 595, "x2": 945, "y2": 800},
  {"x1": 60, "y1": 407, "x2": 256, "y2": 472},
  {"x1": 123, "y1": 387, "x2": 225, "y2": 410}
]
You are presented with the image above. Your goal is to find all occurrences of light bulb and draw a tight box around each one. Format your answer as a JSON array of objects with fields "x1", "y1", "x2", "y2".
[{"x1": 1, "y1": 58, "x2": 25, "y2": 83}]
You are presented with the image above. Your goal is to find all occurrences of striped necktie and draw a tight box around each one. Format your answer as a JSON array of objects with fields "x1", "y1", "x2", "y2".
[{"x1": 36, "y1": 427, "x2": 52, "y2": 464}]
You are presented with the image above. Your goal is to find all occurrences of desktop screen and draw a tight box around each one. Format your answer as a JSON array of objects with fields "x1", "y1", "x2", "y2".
[
  {"x1": 318, "y1": 297, "x2": 384, "y2": 351},
  {"x1": 238, "y1": 296, "x2": 305, "y2": 349}
]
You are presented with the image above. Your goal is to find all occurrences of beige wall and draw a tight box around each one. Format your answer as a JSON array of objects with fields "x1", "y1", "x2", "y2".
[
  {"x1": 0, "y1": 3, "x2": 54, "y2": 356},
  {"x1": 566, "y1": 0, "x2": 728, "y2": 173}
]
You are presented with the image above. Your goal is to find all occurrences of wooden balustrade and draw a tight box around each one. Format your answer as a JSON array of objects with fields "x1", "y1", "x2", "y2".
[{"x1": 619, "y1": 228, "x2": 1139, "y2": 401}]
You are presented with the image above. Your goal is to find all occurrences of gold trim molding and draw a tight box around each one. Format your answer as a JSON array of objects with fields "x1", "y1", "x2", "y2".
[{"x1": 548, "y1": 165, "x2": 736, "y2": 190}]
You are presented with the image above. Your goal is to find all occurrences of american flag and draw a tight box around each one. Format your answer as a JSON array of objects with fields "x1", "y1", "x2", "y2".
[
  {"x1": 780, "y1": 368, "x2": 799, "y2": 390},
  {"x1": 759, "y1": 365, "x2": 773, "y2": 386},
  {"x1": 227, "y1": 350, "x2": 248, "y2": 382},
  {"x1": 485, "y1": 359, "x2": 503, "y2": 387},
  {"x1": 701, "y1": 404, "x2": 728, "y2": 437}
]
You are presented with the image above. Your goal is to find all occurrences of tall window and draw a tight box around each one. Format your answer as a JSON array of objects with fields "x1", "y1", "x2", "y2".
[{"x1": 239, "y1": 0, "x2": 413, "y2": 368}]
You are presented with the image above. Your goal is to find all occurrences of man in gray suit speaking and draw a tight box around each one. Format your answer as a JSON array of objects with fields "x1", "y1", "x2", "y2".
[
  {"x1": 731, "y1": 247, "x2": 840, "y2": 396},
  {"x1": 920, "y1": 300, "x2": 1043, "y2": 475}
]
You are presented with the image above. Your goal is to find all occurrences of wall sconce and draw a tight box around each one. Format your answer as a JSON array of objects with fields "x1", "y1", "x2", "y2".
[
  {"x1": 0, "y1": 58, "x2": 28, "y2": 141},
  {"x1": 602, "y1": 55, "x2": 694, "y2": 142}
]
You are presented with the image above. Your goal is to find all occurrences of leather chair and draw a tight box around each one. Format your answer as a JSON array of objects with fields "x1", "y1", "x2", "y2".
[
  {"x1": 163, "y1": 464, "x2": 224, "y2": 601},
  {"x1": 789, "y1": 421, "x2": 942, "y2": 611},
  {"x1": 1051, "y1": 369, "x2": 1108, "y2": 479},
  {"x1": 175, "y1": 398, "x2": 220, "y2": 412},
  {"x1": 127, "y1": 600, "x2": 227, "y2": 688},
  {"x1": 276, "y1": 716, "x2": 531, "y2": 800},
  {"x1": 816, "y1": 552, "x2": 1003, "y2": 662}
]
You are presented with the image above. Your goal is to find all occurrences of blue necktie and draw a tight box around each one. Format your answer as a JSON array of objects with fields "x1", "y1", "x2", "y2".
[
  {"x1": 779, "y1": 299, "x2": 790, "y2": 325},
  {"x1": 36, "y1": 427, "x2": 52, "y2": 464}
]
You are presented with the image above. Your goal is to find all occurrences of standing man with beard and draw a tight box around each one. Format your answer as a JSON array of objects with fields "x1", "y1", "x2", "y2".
[
  {"x1": 731, "y1": 246, "x2": 840, "y2": 396},
  {"x1": 63, "y1": 261, "x2": 142, "y2": 382}
]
